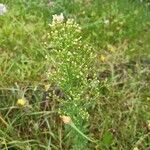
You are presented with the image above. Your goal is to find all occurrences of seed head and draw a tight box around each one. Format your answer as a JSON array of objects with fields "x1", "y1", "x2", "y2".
[{"x1": 61, "y1": 115, "x2": 72, "y2": 125}]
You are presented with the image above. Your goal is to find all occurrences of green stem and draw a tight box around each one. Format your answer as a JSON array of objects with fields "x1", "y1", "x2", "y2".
[{"x1": 69, "y1": 122, "x2": 96, "y2": 143}]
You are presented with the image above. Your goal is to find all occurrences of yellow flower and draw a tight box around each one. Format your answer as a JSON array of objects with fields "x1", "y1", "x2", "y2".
[
  {"x1": 17, "y1": 98, "x2": 28, "y2": 107},
  {"x1": 147, "y1": 97, "x2": 150, "y2": 100},
  {"x1": 44, "y1": 84, "x2": 50, "y2": 91},
  {"x1": 107, "y1": 44, "x2": 116, "y2": 52},
  {"x1": 61, "y1": 115, "x2": 72, "y2": 125},
  {"x1": 100, "y1": 54, "x2": 107, "y2": 62},
  {"x1": 133, "y1": 147, "x2": 139, "y2": 150}
]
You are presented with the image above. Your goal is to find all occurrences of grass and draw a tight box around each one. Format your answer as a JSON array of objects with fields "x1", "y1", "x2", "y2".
[{"x1": 0, "y1": 0, "x2": 150, "y2": 149}]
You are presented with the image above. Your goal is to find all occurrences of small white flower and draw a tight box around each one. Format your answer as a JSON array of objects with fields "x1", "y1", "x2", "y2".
[
  {"x1": 104, "y1": 19, "x2": 109, "y2": 25},
  {"x1": 0, "y1": 3, "x2": 7, "y2": 15},
  {"x1": 52, "y1": 13, "x2": 64, "y2": 24},
  {"x1": 133, "y1": 147, "x2": 139, "y2": 150},
  {"x1": 45, "y1": 55, "x2": 48, "y2": 59}
]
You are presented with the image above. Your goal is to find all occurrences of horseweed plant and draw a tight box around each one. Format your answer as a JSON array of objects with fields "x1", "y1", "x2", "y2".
[
  {"x1": 1, "y1": 1, "x2": 150, "y2": 149},
  {"x1": 44, "y1": 13, "x2": 96, "y2": 122},
  {"x1": 43, "y1": 13, "x2": 98, "y2": 148}
]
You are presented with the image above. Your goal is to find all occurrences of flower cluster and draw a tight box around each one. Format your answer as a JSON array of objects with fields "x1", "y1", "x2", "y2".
[
  {"x1": 44, "y1": 13, "x2": 94, "y2": 121},
  {"x1": 47, "y1": 14, "x2": 82, "y2": 51}
]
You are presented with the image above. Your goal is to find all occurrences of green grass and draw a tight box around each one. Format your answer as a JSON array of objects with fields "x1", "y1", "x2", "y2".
[{"x1": 0, "y1": 0, "x2": 150, "y2": 149}]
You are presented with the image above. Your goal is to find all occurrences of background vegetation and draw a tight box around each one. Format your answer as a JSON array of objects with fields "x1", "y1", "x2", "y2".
[{"x1": 0, "y1": 0, "x2": 150, "y2": 149}]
